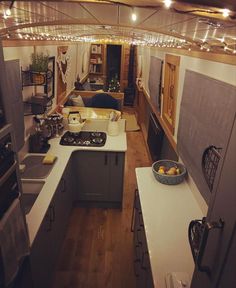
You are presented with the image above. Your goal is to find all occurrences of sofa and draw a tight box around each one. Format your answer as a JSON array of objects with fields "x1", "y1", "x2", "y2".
[{"x1": 66, "y1": 90, "x2": 124, "y2": 111}]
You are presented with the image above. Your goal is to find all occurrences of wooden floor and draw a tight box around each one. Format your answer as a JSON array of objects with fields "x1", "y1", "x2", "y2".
[{"x1": 52, "y1": 123, "x2": 151, "y2": 288}]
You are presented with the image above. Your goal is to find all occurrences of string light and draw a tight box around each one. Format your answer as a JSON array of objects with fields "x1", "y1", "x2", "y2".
[
  {"x1": 3, "y1": 0, "x2": 15, "y2": 18},
  {"x1": 222, "y1": 8, "x2": 230, "y2": 18},
  {"x1": 131, "y1": 8, "x2": 137, "y2": 22},
  {"x1": 5, "y1": 8, "x2": 11, "y2": 16},
  {"x1": 164, "y1": 0, "x2": 172, "y2": 9}
]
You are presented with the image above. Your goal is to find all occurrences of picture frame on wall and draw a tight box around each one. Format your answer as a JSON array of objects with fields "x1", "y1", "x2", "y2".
[
  {"x1": 91, "y1": 44, "x2": 98, "y2": 54},
  {"x1": 45, "y1": 56, "x2": 55, "y2": 98}
]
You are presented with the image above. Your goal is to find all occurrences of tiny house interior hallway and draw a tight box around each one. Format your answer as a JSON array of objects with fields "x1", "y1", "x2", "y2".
[{"x1": 52, "y1": 115, "x2": 151, "y2": 288}]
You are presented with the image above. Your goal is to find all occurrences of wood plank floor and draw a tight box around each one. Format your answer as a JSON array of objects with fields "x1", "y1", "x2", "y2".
[{"x1": 52, "y1": 127, "x2": 151, "y2": 288}]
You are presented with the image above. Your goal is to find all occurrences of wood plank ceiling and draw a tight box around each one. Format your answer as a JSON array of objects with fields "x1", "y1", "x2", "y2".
[{"x1": 0, "y1": 0, "x2": 236, "y2": 54}]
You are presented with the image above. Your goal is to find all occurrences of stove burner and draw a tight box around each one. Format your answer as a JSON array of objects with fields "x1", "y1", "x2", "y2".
[
  {"x1": 63, "y1": 136, "x2": 74, "y2": 143},
  {"x1": 60, "y1": 131, "x2": 107, "y2": 147},
  {"x1": 91, "y1": 132, "x2": 102, "y2": 137},
  {"x1": 92, "y1": 138, "x2": 103, "y2": 144}
]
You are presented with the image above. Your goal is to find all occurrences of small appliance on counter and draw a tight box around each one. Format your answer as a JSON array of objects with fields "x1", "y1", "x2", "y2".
[
  {"x1": 68, "y1": 111, "x2": 86, "y2": 133},
  {"x1": 29, "y1": 132, "x2": 50, "y2": 153},
  {"x1": 29, "y1": 113, "x2": 64, "y2": 153},
  {"x1": 45, "y1": 113, "x2": 64, "y2": 137},
  {"x1": 29, "y1": 116, "x2": 50, "y2": 153}
]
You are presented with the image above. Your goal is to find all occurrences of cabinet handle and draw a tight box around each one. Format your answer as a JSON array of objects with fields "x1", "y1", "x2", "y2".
[
  {"x1": 141, "y1": 251, "x2": 149, "y2": 270},
  {"x1": 134, "y1": 259, "x2": 140, "y2": 277},
  {"x1": 115, "y1": 153, "x2": 118, "y2": 166},
  {"x1": 50, "y1": 204, "x2": 55, "y2": 223},
  {"x1": 61, "y1": 177, "x2": 66, "y2": 193},
  {"x1": 137, "y1": 229, "x2": 142, "y2": 245},
  {"x1": 104, "y1": 153, "x2": 108, "y2": 165},
  {"x1": 131, "y1": 189, "x2": 138, "y2": 232},
  {"x1": 138, "y1": 212, "x2": 144, "y2": 227},
  {"x1": 46, "y1": 209, "x2": 52, "y2": 232}
]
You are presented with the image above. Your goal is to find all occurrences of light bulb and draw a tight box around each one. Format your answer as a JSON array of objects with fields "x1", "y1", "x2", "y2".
[
  {"x1": 164, "y1": 0, "x2": 172, "y2": 8},
  {"x1": 5, "y1": 8, "x2": 11, "y2": 16},
  {"x1": 131, "y1": 12, "x2": 137, "y2": 22},
  {"x1": 222, "y1": 9, "x2": 230, "y2": 18}
]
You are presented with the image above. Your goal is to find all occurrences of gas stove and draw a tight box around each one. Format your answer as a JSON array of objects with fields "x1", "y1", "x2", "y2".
[{"x1": 60, "y1": 131, "x2": 107, "y2": 147}]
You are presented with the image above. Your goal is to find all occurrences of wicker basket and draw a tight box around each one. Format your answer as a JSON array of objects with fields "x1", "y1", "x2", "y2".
[{"x1": 152, "y1": 160, "x2": 187, "y2": 185}]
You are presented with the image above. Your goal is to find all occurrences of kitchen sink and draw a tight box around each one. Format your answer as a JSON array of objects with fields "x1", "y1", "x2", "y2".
[
  {"x1": 20, "y1": 154, "x2": 57, "y2": 179},
  {"x1": 20, "y1": 180, "x2": 45, "y2": 214}
]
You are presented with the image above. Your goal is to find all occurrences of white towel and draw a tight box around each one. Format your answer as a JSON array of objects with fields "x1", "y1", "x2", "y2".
[{"x1": 0, "y1": 198, "x2": 30, "y2": 287}]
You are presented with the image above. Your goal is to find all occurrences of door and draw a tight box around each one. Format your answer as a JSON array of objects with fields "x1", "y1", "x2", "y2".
[
  {"x1": 191, "y1": 116, "x2": 236, "y2": 288},
  {"x1": 106, "y1": 44, "x2": 121, "y2": 88},
  {"x1": 73, "y1": 151, "x2": 110, "y2": 201}
]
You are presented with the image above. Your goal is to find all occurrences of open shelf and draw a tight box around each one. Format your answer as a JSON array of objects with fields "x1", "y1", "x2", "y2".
[{"x1": 89, "y1": 44, "x2": 105, "y2": 80}]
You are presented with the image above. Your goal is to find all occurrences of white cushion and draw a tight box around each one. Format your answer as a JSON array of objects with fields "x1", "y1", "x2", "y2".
[{"x1": 72, "y1": 95, "x2": 85, "y2": 107}]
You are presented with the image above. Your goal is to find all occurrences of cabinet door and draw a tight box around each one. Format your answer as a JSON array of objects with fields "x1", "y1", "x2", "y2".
[
  {"x1": 72, "y1": 151, "x2": 109, "y2": 201},
  {"x1": 51, "y1": 163, "x2": 73, "y2": 266},
  {"x1": 49, "y1": 186, "x2": 65, "y2": 269},
  {"x1": 109, "y1": 152, "x2": 125, "y2": 202},
  {"x1": 191, "y1": 118, "x2": 236, "y2": 288},
  {"x1": 63, "y1": 158, "x2": 74, "y2": 204},
  {"x1": 30, "y1": 209, "x2": 52, "y2": 288}
]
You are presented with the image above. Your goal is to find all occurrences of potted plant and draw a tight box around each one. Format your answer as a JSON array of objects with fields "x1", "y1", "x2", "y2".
[{"x1": 30, "y1": 52, "x2": 49, "y2": 84}]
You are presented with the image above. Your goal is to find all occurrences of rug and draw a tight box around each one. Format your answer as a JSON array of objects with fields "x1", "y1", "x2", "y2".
[{"x1": 122, "y1": 112, "x2": 140, "y2": 131}]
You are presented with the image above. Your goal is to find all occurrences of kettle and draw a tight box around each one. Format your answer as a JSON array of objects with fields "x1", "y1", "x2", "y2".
[{"x1": 68, "y1": 111, "x2": 86, "y2": 133}]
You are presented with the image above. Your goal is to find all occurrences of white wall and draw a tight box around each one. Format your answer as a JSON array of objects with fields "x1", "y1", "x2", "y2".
[
  {"x1": 3, "y1": 41, "x2": 91, "y2": 159},
  {"x1": 137, "y1": 46, "x2": 236, "y2": 213},
  {"x1": 137, "y1": 46, "x2": 236, "y2": 141}
]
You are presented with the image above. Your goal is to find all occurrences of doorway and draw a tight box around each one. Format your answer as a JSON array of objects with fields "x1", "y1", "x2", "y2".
[{"x1": 106, "y1": 44, "x2": 121, "y2": 89}]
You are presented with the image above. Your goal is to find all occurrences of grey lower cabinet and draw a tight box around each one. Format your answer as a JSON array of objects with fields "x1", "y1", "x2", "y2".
[
  {"x1": 72, "y1": 151, "x2": 125, "y2": 208},
  {"x1": 30, "y1": 160, "x2": 73, "y2": 288},
  {"x1": 131, "y1": 189, "x2": 154, "y2": 288}
]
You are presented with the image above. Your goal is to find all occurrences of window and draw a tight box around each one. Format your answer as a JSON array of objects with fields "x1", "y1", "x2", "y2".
[{"x1": 163, "y1": 54, "x2": 180, "y2": 135}]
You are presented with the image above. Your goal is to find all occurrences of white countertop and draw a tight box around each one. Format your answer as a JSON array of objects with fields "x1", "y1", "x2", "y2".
[
  {"x1": 25, "y1": 119, "x2": 127, "y2": 245},
  {"x1": 135, "y1": 167, "x2": 206, "y2": 288}
]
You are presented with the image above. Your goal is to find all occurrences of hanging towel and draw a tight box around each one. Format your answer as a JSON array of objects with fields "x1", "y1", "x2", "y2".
[{"x1": 0, "y1": 198, "x2": 30, "y2": 287}]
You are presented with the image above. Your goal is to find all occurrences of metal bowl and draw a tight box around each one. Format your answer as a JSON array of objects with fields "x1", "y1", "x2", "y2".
[{"x1": 152, "y1": 160, "x2": 187, "y2": 185}]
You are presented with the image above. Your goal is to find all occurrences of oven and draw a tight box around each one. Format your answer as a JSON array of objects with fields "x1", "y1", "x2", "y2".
[
  {"x1": 147, "y1": 113, "x2": 164, "y2": 161},
  {"x1": 0, "y1": 126, "x2": 18, "y2": 218},
  {"x1": 0, "y1": 125, "x2": 33, "y2": 288}
]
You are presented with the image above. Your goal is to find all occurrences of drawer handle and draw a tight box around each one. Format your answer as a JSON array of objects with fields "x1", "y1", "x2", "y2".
[
  {"x1": 104, "y1": 153, "x2": 108, "y2": 165},
  {"x1": 131, "y1": 189, "x2": 138, "y2": 232}
]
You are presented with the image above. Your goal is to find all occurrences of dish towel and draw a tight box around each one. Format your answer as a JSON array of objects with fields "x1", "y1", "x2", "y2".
[{"x1": 0, "y1": 198, "x2": 30, "y2": 287}]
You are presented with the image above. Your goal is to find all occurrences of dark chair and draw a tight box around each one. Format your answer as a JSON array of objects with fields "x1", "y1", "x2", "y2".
[{"x1": 90, "y1": 93, "x2": 119, "y2": 110}]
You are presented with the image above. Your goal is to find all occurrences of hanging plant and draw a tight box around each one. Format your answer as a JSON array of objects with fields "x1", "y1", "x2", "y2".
[{"x1": 30, "y1": 52, "x2": 49, "y2": 72}]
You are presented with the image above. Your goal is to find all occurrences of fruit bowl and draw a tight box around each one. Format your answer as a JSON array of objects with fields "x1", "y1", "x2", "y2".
[{"x1": 152, "y1": 160, "x2": 187, "y2": 185}]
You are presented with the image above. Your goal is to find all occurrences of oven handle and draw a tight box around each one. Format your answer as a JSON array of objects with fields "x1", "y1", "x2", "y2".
[{"x1": 0, "y1": 161, "x2": 17, "y2": 186}]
